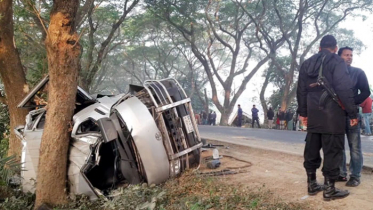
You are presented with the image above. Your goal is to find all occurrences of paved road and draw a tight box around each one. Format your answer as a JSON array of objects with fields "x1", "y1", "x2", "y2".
[{"x1": 198, "y1": 125, "x2": 373, "y2": 168}]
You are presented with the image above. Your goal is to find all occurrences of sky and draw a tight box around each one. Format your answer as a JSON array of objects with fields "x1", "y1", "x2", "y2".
[{"x1": 210, "y1": 15, "x2": 373, "y2": 124}]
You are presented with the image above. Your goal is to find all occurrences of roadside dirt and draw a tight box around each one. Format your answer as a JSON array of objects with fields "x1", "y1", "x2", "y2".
[{"x1": 200, "y1": 140, "x2": 373, "y2": 210}]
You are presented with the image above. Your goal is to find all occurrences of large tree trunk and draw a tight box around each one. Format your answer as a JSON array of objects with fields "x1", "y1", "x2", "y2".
[
  {"x1": 220, "y1": 111, "x2": 229, "y2": 126},
  {"x1": 279, "y1": 77, "x2": 292, "y2": 111},
  {"x1": 0, "y1": 0, "x2": 29, "y2": 158},
  {"x1": 219, "y1": 104, "x2": 235, "y2": 126},
  {"x1": 286, "y1": 84, "x2": 297, "y2": 108},
  {"x1": 34, "y1": 0, "x2": 81, "y2": 208},
  {"x1": 203, "y1": 88, "x2": 209, "y2": 114},
  {"x1": 260, "y1": 71, "x2": 271, "y2": 124}
]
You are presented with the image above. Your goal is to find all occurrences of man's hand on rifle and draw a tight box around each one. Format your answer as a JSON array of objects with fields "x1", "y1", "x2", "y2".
[{"x1": 350, "y1": 118, "x2": 358, "y2": 127}]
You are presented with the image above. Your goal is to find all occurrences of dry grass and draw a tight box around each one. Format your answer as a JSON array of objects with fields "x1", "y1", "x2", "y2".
[
  {"x1": 0, "y1": 171, "x2": 310, "y2": 210},
  {"x1": 160, "y1": 171, "x2": 308, "y2": 210}
]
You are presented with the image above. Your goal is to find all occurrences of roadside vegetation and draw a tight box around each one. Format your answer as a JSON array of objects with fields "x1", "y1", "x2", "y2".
[{"x1": 0, "y1": 171, "x2": 308, "y2": 210}]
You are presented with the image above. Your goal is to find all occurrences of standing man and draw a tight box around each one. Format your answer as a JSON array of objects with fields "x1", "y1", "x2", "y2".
[
  {"x1": 279, "y1": 109, "x2": 285, "y2": 130},
  {"x1": 276, "y1": 108, "x2": 281, "y2": 129},
  {"x1": 360, "y1": 97, "x2": 372, "y2": 135},
  {"x1": 297, "y1": 35, "x2": 357, "y2": 201},
  {"x1": 208, "y1": 111, "x2": 213, "y2": 125},
  {"x1": 337, "y1": 47, "x2": 371, "y2": 186},
  {"x1": 237, "y1": 104, "x2": 243, "y2": 127},
  {"x1": 211, "y1": 111, "x2": 217, "y2": 126},
  {"x1": 195, "y1": 111, "x2": 201, "y2": 125},
  {"x1": 286, "y1": 108, "x2": 294, "y2": 130},
  {"x1": 202, "y1": 111, "x2": 208, "y2": 125},
  {"x1": 251, "y1": 105, "x2": 260, "y2": 128},
  {"x1": 267, "y1": 107, "x2": 274, "y2": 129}
]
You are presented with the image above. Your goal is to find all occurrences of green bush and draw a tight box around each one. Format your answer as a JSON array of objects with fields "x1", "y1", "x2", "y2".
[
  {"x1": 0, "y1": 191, "x2": 35, "y2": 210},
  {"x1": 0, "y1": 102, "x2": 9, "y2": 159},
  {"x1": 0, "y1": 138, "x2": 8, "y2": 159},
  {"x1": 0, "y1": 156, "x2": 21, "y2": 187}
]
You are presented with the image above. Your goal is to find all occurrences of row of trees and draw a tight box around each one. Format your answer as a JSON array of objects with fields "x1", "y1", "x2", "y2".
[
  {"x1": 0, "y1": 0, "x2": 371, "y2": 208},
  {"x1": 147, "y1": 0, "x2": 370, "y2": 123}
]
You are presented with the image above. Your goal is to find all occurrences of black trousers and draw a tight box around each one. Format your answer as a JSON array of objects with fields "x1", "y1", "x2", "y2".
[
  {"x1": 303, "y1": 133, "x2": 344, "y2": 179},
  {"x1": 252, "y1": 117, "x2": 260, "y2": 128},
  {"x1": 237, "y1": 116, "x2": 242, "y2": 127}
]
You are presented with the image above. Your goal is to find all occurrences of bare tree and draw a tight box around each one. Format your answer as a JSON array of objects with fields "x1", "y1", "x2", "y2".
[{"x1": 149, "y1": 0, "x2": 288, "y2": 124}]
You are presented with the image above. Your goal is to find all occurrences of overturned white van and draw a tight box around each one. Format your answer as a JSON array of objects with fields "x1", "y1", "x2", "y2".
[{"x1": 15, "y1": 76, "x2": 202, "y2": 199}]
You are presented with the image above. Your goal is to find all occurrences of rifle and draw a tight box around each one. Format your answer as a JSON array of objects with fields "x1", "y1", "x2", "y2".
[{"x1": 309, "y1": 55, "x2": 345, "y2": 110}]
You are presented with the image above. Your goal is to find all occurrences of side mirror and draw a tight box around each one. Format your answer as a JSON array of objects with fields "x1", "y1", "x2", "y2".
[{"x1": 97, "y1": 118, "x2": 118, "y2": 143}]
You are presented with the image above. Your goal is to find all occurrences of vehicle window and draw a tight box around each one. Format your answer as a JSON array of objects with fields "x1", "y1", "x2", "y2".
[
  {"x1": 77, "y1": 119, "x2": 100, "y2": 134},
  {"x1": 36, "y1": 114, "x2": 46, "y2": 129},
  {"x1": 27, "y1": 112, "x2": 44, "y2": 130}
]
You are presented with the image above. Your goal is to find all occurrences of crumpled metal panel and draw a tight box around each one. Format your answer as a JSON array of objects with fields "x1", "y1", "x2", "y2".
[
  {"x1": 68, "y1": 139, "x2": 99, "y2": 200},
  {"x1": 114, "y1": 97, "x2": 170, "y2": 184},
  {"x1": 72, "y1": 95, "x2": 123, "y2": 139},
  {"x1": 15, "y1": 109, "x2": 45, "y2": 193}
]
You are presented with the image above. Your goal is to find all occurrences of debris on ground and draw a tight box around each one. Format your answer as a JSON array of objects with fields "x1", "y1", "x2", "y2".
[{"x1": 199, "y1": 143, "x2": 252, "y2": 176}]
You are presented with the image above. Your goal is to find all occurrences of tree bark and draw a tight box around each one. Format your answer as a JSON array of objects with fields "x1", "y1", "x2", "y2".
[
  {"x1": 260, "y1": 70, "x2": 271, "y2": 124},
  {"x1": 0, "y1": 0, "x2": 30, "y2": 159},
  {"x1": 278, "y1": 0, "x2": 305, "y2": 111},
  {"x1": 34, "y1": 0, "x2": 81, "y2": 208},
  {"x1": 286, "y1": 84, "x2": 297, "y2": 108},
  {"x1": 279, "y1": 74, "x2": 293, "y2": 111},
  {"x1": 203, "y1": 88, "x2": 209, "y2": 114},
  {"x1": 220, "y1": 111, "x2": 229, "y2": 126}
]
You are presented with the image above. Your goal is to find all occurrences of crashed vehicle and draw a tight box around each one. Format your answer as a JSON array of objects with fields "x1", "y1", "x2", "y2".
[{"x1": 15, "y1": 76, "x2": 202, "y2": 199}]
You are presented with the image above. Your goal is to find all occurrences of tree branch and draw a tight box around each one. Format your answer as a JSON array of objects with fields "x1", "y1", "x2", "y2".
[
  {"x1": 206, "y1": 31, "x2": 225, "y2": 86},
  {"x1": 205, "y1": 0, "x2": 235, "y2": 53},
  {"x1": 76, "y1": 0, "x2": 95, "y2": 26},
  {"x1": 85, "y1": 0, "x2": 139, "y2": 88}
]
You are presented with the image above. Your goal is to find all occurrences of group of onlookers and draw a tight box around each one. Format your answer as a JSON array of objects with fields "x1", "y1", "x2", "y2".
[
  {"x1": 195, "y1": 110, "x2": 216, "y2": 125},
  {"x1": 266, "y1": 107, "x2": 296, "y2": 130},
  {"x1": 236, "y1": 104, "x2": 261, "y2": 128},
  {"x1": 265, "y1": 95, "x2": 372, "y2": 134},
  {"x1": 236, "y1": 104, "x2": 296, "y2": 129}
]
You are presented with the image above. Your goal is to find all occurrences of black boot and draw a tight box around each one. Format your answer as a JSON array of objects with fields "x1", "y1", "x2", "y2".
[
  {"x1": 307, "y1": 172, "x2": 323, "y2": 195},
  {"x1": 323, "y1": 177, "x2": 350, "y2": 201}
]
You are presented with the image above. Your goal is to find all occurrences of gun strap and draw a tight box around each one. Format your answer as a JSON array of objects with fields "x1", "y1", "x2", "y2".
[
  {"x1": 318, "y1": 55, "x2": 327, "y2": 79},
  {"x1": 318, "y1": 91, "x2": 329, "y2": 110}
]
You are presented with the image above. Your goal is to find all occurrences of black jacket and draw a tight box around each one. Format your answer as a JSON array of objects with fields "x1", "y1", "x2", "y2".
[
  {"x1": 347, "y1": 66, "x2": 371, "y2": 105},
  {"x1": 278, "y1": 111, "x2": 285, "y2": 120},
  {"x1": 267, "y1": 109, "x2": 274, "y2": 120},
  {"x1": 297, "y1": 49, "x2": 357, "y2": 135},
  {"x1": 286, "y1": 112, "x2": 293, "y2": 121}
]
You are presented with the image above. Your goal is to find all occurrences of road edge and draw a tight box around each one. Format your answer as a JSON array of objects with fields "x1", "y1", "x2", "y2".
[{"x1": 201, "y1": 138, "x2": 373, "y2": 172}]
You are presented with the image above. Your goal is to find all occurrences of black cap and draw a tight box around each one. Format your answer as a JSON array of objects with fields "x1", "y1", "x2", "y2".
[{"x1": 320, "y1": 35, "x2": 337, "y2": 48}]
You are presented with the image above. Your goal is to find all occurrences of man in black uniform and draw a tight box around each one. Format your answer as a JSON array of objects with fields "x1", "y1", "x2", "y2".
[
  {"x1": 337, "y1": 47, "x2": 371, "y2": 186},
  {"x1": 297, "y1": 35, "x2": 358, "y2": 201}
]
